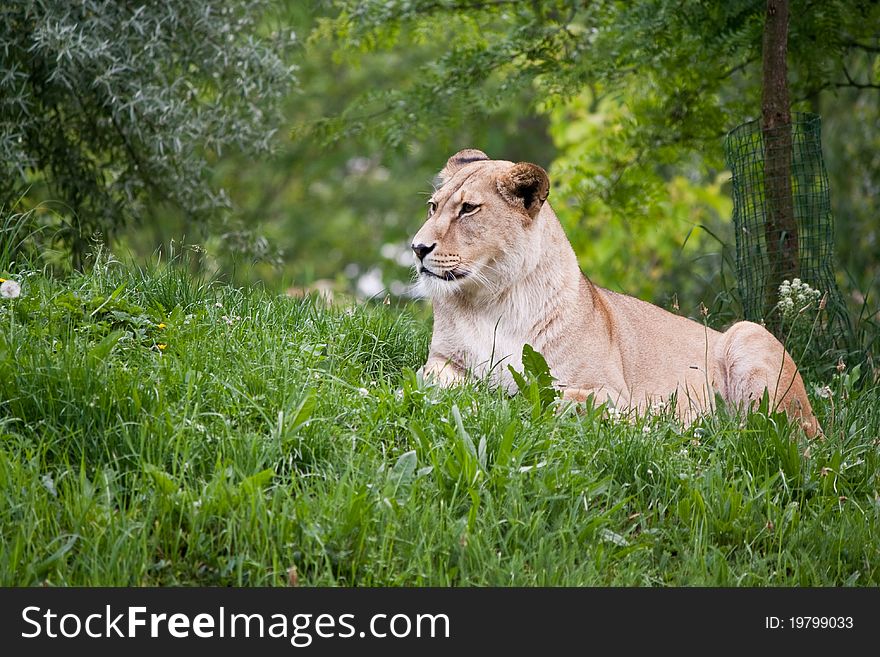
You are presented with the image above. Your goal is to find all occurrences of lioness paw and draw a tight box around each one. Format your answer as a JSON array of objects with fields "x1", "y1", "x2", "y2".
[{"x1": 419, "y1": 360, "x2": 466, "y2": 387}]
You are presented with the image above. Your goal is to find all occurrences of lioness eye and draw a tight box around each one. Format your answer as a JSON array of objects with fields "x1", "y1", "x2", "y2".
[
  {"x1": 427, "y1": 201, "x2": 437, "y2": 216},
  {"x1": 459, "y1": 202, "x2": 478, "y2": 216}
]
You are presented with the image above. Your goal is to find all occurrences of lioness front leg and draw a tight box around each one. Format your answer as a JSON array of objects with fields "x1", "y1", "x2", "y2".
[{"x1": 419, "y1": 355, "x2": 467, "y2": 386}]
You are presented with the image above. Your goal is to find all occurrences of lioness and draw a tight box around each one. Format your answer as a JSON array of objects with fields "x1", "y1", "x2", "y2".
[{"x1": 411, "y1": 149, "x2": 820, "y2": 437}]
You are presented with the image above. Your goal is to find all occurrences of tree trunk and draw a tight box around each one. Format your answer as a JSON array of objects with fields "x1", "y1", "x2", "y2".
[{"x1": 761, "y1": 0, "x2": 798, "y2": 326}]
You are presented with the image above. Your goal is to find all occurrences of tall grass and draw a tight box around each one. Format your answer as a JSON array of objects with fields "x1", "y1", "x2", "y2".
[
  {"x1": 0, "y1": 208, "x2": 38, "y2": 272},
  {"x1": 0, "y1": 256, "x2": 877, "y2": 586}
]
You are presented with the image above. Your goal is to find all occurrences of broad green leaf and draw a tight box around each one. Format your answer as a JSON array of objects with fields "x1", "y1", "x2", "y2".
[
  {"x1": 241, "y1": 468, "x2": 275, "y2": 494},
  {"x1": 289, "y1": 389, "x2": 317, "y2": 432},
  {"x1": 451, "y1": 404, "x2": 476, "y2": 457},
  {"x1": 509, "y1": 344, "x2": 559, "y2": 416},
  {"x1": 144, "y1": 464, "x2": 177, "y2": 495},
  {"x1": 89, "y1": 329, "x2": 124, "y2": 362}
]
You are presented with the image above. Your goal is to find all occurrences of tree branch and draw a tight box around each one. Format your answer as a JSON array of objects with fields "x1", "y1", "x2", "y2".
[
  {"x1": 718, "y1": 56, "x2": 759, "y2": 80},
  {"x1": 843, "y1": 39, "x2": 880, "y2": 53},
  {"x1": 835, "y1": 63, "x2": 880, "y2": 90}
]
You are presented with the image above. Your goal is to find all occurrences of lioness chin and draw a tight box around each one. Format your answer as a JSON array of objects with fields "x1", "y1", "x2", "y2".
[{"x1": 411, "y1": 149, "x2": 820, "y2": 438}]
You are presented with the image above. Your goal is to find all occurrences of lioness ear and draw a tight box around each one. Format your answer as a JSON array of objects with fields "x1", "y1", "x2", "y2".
[
  {"x1": 497, "y1": 162, "x2": 550, "y2": 221},
  {"x1": 437, "y1": 149, "x2": 490, "y2": 185}
]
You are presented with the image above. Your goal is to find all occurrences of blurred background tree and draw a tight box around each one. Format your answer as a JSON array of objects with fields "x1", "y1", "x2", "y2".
[
  {"x1": 2, "y1": 0, "x2": 878, "y2": 362},
  {"x1": 0, "y1": 0, "x2": 294, "y2": 267}
]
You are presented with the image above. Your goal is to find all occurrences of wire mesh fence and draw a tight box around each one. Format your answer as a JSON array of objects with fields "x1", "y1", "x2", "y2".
[{"x1": 724, "y1": 112, "x2": 853, "y2": 372}]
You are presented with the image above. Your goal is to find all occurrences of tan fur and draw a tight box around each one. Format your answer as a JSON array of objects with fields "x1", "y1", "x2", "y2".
[{"x1": 412, "y1": 150, "x2": 821, "y2": 438}]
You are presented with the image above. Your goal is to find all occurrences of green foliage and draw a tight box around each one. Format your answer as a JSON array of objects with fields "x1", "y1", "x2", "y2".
[
  {"x1": 0, "y1": 0, "x2": 294, "y2": 262},
  {"x1": 548, "y1": 91, "x2": 734, "y2": 309},
  {"x1": 817, "y1": 83, "x2": 880, "y2": 358},
  {"x1": 0, "y1": 208, "x2": 42, "y2": 273},
  {"x1": 508, "y1": 344, "x2": 559, "y2": 419},
  {"x1": 322, "y1": 1, "x2": 878, "y2": 147},
  {"x1": 1, "y1": 260, "x2": 879, "y2": 586}
]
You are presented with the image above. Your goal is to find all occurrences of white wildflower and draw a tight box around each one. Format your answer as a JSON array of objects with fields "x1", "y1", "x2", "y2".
[
  {"x1": 0, "y1": 279, "x2": 21, "y2": 298},
  {"x1": 777, "y1": 278, "x2": 821, "y2": 320},
  {"x1": 815, "y1": 385, "x2": 833, "y2": 399}
]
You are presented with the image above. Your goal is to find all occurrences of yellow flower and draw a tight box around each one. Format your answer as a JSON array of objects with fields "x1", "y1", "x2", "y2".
[
  {"x1": 157, "y1": 344, "x2": 167, "y2": 350},
  {"x1": 157, "y1": 322, "x2": 167, "y2": 329},
  {"x1": 0, "y1": 278, "x2": 5, "y2": 282}
]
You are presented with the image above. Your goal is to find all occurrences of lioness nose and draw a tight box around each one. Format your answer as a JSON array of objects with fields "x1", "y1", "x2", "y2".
[{"x1": 411, "y1": 242, "x2": 436, "y2": 260}]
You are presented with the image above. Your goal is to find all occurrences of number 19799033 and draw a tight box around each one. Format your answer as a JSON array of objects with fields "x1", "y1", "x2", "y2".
[{"x1": 766, "y1": 617, "x2": 854, "y2": 629}]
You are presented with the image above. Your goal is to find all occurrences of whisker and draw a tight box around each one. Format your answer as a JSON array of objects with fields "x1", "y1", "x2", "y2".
[
  {"x1": 461, "y1": 261, "x2": 505, "y2": 299},
  {"x1": 462, "y1": 266, "x2": 502, "y2": 299}
]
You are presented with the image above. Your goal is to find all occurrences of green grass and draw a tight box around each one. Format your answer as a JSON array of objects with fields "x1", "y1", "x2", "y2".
[{"x1": 1, "y1": 258, "x2": 878, "y2": 586}]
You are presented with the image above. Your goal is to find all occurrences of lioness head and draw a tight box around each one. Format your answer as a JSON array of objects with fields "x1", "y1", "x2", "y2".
[{"x1": 411, "y1": 149, "x2": 550, "y2": 299}]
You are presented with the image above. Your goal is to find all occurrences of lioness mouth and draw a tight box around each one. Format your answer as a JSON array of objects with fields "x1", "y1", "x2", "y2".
[{"x1": 420, "y1": 267, "x2": 467, "y2": 281}]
